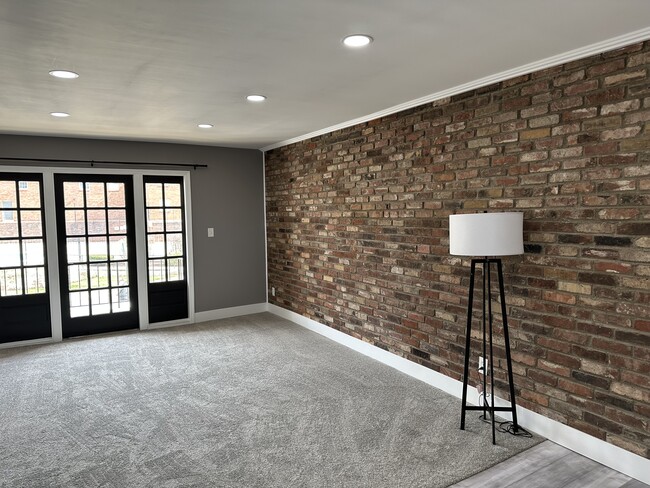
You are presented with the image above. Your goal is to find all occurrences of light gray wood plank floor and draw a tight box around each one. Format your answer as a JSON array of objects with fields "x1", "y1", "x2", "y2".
[{"x1": 451, "y1": 440, "x2": 649, "y2": 488}]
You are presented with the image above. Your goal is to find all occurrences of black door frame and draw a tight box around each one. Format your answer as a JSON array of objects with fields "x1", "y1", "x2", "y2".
[
  {"x1": 143, "y1": 175, "x2": 189, "y2": 324},
  {"x1": 54, "y1": 173, "x2": 140, "y2": 338},
  {"x1": 0, "y1": 172, "x2": 51, "y2": 343}
]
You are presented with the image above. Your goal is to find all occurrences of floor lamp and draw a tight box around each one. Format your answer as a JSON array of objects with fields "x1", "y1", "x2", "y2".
[{"x1": 449, "y1": 211, "x2": 523, "y2": 445}]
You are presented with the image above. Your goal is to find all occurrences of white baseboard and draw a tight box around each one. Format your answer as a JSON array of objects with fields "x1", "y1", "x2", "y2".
[
  {"x1": 194, "y1": 302, "x2": 268, "y2": 323},
  {"x1": 0, "y1": 336, "x2": 57, "y2": 350},
  {"x1": 143, "y1": 318, "x2": 195, "y2": 331},
  {"x1": 267, "y1": 303, "x2": 650, "y2": 485}
]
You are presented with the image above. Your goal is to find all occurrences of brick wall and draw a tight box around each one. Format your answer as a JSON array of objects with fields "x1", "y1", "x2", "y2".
[{"x1": 265, "y1": 41, "x2": 650, "y2": 457}]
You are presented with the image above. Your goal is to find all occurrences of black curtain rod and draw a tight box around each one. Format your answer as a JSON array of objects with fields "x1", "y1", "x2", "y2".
[{"x1": 0, "y1": 157, "x2": 207, "y2": 169}]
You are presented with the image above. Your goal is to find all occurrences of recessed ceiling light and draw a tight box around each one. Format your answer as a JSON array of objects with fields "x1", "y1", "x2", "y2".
[
  {"x1": 49, "y1": 70, "x2": 79, "y2": 79},
  {"x1": 342, "y1": 34, "x2": 373, "y2": 48},
  {"x1": 246, "y1": 95, "x2": 266, "y2": 102},
  {"x1": 198, "y1": 123, "x2": 213, "y2": 129},
  {"x1": 50, "y1": 112, "x2": 70, "y2": 117}
]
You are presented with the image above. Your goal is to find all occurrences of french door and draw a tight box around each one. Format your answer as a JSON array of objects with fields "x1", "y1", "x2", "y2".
[
  {"x1": 0, "y1": 173, "x2": 51, "y2": 343},
  {"x1": 54, "y1": 174, "x2": 139, "y2": 337}
]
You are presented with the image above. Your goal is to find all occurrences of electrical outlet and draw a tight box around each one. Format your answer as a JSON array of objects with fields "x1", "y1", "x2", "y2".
[
  {"x1": 271, "y1": 287, "x2": 276, "y2": 297},
  {"x1": 478, "y1": 356, "x2": 488, "y2": 374}
]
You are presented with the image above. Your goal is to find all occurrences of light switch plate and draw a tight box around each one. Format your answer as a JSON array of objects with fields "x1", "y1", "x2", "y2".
[{"x1": 207, "y1": 227, "x2": 214, "y2": 237}]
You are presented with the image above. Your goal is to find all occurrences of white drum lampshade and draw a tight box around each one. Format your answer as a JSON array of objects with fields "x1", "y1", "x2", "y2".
[{"x1": 449, "y1": 212, "x2": 524, "y2": 257}]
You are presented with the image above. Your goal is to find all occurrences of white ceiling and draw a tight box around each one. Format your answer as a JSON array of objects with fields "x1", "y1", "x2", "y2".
[{"x1": 1, "y1": 1, "x2": 649, "y2": 150}]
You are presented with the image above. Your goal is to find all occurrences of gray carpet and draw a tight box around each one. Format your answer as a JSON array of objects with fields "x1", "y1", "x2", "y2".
[{"x1": 0, "y1": 313, "x2": 540, "y2": 487}]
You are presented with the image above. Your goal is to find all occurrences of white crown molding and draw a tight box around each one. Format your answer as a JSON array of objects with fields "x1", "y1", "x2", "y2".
[
  {"x1": 261, "y1": 27, "x2": 650, "y2": 153},
  {"x1": 267, "y1": 303, "x2": 650, "y2": 485}
]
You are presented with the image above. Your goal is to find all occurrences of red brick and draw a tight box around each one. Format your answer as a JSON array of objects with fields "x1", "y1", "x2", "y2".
[
  {"x1": 593, "y1": 262, "x2": 633, "y2": 274},
  {"x1": 628, "y1": 51, "x2": 650, "y2": 67},
  {"x1": 564, "y1": 80, "x2": 599, "y2": 95},
  {"x1": 548, "y1": 351, "x2": 582, "y2": 369},
  {"x1": 598, "y1": 208, "x2": 639, "y2": 220},
  {"x1": 539, "y1": 359, "x2": 571, "y2": 377},
  {"x1": 604, "y1": 70, "x2": 646, "y2": 86},
  {"x1": 563, "y1": 107, "x2": 598, "y2": 121},
  {"x1": 502, "y1": 96, "x2": 531, "y2": 111},
  {"x1": 601, "y1": 100, "x2": 641, "y2": 115},
  {"x1": 586, "y1": 59, "x2": 625, "y2": 77},
  {"x1": 554, "y1": 70, "x2": 585, "y2": 87},
  {"x1": 585, "y1": 87, "x2": 626, "y2": 106},
  {"x1": 584, "y1": 142, "x2": 619, "y2": 156},
  {"x1": 543, "y1": 291, "x2": 576, "y2": 305},
  {"x1": 521, "y1": 80, "x2": 551, "y2": 95},
  {"x1": 529, "y1": 114, "x2": 560, "y2": 128},
  {"x1": 600, "y1": 126, "x2": 642, "y2": 140},
  {"x1": 634, "y1": 320, "x2": 650, "y2": 332},
  {"x1": 557, "y1": 378, "x2": 593, "y2": 398}
]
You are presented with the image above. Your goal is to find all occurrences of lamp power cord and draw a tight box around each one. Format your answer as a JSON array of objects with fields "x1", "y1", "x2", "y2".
[{"x1": 476, "y1": 373, "x2": 533, "y2": 439}]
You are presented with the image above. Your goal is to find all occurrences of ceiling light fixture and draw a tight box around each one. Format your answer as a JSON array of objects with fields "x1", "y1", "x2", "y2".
[
  {"x1": 50, "y1": 112, "x2": 70, "y2": 117},
  {"x1": 49, "y1": 70, "x2": 79, "y2": 79},
  {"x1": 198, "y1": 124, "x2": 213, "y2": 129},
  {"x1": 246, "y1": 95, "x2": 266, "y2": 102},
  {"x1": 342, "y1": 34, "x2": 373, "y2": 48}
]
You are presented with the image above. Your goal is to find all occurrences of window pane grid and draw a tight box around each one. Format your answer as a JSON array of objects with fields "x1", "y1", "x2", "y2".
[
  {"x1": 63, "y1": 180, "x2": 130, "y2": 316},
  {"x1": 145, "y1": 180, "x2": 185, "y2": 284},
  {"x1": 0, "y1": 177, "x2": 47, "y2": 297}
]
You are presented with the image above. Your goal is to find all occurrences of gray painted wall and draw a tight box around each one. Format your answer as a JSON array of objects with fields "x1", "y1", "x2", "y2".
[{"x1": 0, "y1": 135, "x2": 266, "y2": 312}]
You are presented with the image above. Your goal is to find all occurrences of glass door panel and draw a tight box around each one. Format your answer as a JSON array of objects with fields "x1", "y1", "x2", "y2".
[
  {"x1": 54, "y1": 174, "x2": 138, "y2": 337},
  {"x1": 0, "y1": 173, "x2": 51, "y2": 343}
]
